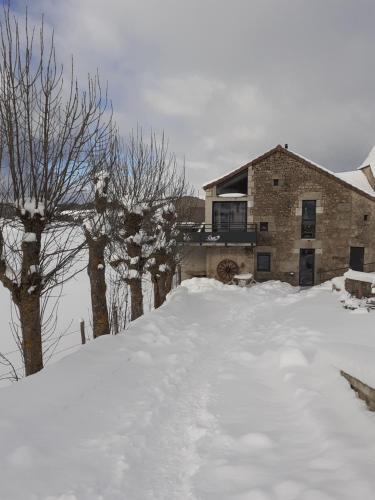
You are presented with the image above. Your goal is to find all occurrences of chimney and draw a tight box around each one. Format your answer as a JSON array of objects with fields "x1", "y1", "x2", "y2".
[{"x1": 284, "y1": 143, "x2": 288, "y2": 149}]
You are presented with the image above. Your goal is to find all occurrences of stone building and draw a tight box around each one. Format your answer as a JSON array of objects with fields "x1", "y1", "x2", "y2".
[{"x1": 180, "y1": 144, "x2": 375, "y2": 286}]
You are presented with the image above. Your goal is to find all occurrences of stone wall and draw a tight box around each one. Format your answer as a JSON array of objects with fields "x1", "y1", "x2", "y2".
[
  {"x1": 345, "y1": 278, "x2": 373, "y2": 299},
  {"x1": 251, "y1": 150, "x2": 352, "y2": 284},
  {"x1": 180, "y1": 246, "x2": 207, "y2": 280},
  {"x1": 201, "y1": 147, "x2": 375, "y2": 285},
  {"x1": 341, "y1": 370, "x2": 375, "y2": 411},
  {"x1": 206, "y1": 246, "x2": 254, "y2": 281}
]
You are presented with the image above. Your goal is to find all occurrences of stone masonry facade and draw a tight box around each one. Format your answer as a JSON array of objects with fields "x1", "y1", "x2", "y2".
[{"x1": 181, "y1": 145, "x2": 375, "y2": 286}]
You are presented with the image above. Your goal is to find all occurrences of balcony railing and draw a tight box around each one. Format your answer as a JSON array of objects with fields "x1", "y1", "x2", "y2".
[
  {"x1": 177, "y1": 223, "x2": 257, "y2": 245},
  {"x1": 301, "y1": 222, "x2": 316, "y2": 239}
]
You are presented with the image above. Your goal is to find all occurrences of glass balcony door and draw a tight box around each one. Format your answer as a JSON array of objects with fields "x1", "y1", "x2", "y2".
[{"x1": 212, "y1": 201, "x2": 247, "y2": 232}]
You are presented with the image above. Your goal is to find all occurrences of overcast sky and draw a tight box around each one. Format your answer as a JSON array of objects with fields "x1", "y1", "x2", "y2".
[{"x1": 12, "y1": 0, "x2": 375, "y2": 192}]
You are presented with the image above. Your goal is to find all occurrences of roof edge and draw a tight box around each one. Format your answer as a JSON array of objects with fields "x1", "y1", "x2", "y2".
[
  {"x1": 202, "y1": 144, "x2": 283, "y2": 190},
  {"x1": 202, "y1": 145, "x2": 375, "y2": 201}
]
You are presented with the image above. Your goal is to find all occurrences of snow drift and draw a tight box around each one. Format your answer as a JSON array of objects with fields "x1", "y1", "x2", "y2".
[{"x1": 1, "y1": 278, "x2": 375, "y2": 499}]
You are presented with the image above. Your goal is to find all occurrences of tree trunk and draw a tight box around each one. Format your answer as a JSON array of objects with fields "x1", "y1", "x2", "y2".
[
  {"x1": 176, "y1": 265, "x2": 182, "y2": 285},
  {"x1": 153, "y1": 273, "x2": 167, "y2": 309},
  {"x1": 19, "y1": 293, "x2": 43, "y2": 376},
  {"x1": 87, "y1": 236, "x2": 110, "y2": 338},
  {"x1": 153, "y1": 276, "x2": 162, "y2": 309},
  {"x1": 129, "y1": 278, "x2": 143, "y2": 321},
  {"x1": 20, "y1": 222, "x2": 43, "y2": 376},
  {"x1": 165, "y1": 267, "x2": 175, "y2": 295}
]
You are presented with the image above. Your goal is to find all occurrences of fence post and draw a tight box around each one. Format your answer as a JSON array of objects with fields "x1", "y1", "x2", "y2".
[
  {"x1": 113, "y1": 306, "x2": 119, "y2": 335},
  {"x1": 80, "y1": 319, "x2": 86, "y2": 345}
]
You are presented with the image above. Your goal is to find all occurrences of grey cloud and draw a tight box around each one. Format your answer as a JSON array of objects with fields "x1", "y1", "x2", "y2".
[{"x1": 13, "y1": 0, "x2": 375, "y2": 191}]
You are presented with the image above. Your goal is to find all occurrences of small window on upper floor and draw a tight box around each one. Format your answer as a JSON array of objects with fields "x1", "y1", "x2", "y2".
[
  {"x1": 364, "y1": 214, "x2": 369, "y2": 222},
  {"x1": 259, "y1": 222, "x2": 268, "y2": 232},
  {"x1": 273, "y1": 178, "x2": 279, "y2": 187}
]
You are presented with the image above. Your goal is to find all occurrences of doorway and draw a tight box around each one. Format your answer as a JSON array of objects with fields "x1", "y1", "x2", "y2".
[
  {"x1": 299, "y1": 249, "x2": 315, "y2": 286},
  {"x1": 349, "y1": 247, "x2": 364, "y2": 271}
]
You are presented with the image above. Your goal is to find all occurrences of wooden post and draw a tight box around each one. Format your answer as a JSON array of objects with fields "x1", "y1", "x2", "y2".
[
  {"x1": 112, "y1": 305, "x2": 119, "y2": 335},
  {"x1": 80, "y1": 319, "x2": 86, "y2": 345},
  {"x1": 177, "y1": 265, "x2": 182, "y2": 285}
]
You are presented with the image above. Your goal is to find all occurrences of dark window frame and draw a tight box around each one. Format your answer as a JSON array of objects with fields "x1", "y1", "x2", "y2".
[
  {"x1": 257, "y1": 252, "x2": 271, "y2": 272},
  {"x1": 212, "y1": 201, "x2": 247, "y2": 232},
  {"x1": 216, "y1": 170, "x2": 248, "y2": 196},
  {"x1": 349, "y1": 246, "x2": 365, "y2": 272},
  {"x1": 301, "y1": 199, "x2": 316, "y2": 239},
  {"x1": 299, "y1": 248, "x2": 315, "y2": 286},
  {"x1": 273, "y1": 178, "x2": 279, "y2": 187},
  {"x1": 259, "y1": 222, "x2": 269, "y2": 232}
]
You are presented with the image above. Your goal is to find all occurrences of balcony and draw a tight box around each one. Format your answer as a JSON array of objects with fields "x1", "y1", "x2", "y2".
[{"x1": 177, "y1": 223, "x2": 257, "y2": 246}]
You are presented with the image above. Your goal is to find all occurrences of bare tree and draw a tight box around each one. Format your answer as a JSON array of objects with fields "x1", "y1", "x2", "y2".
[
  {"x1": 109, "y1": 130, "x2": 151, "y2": 321},
  {"x1": 83, "y1": 128, "x2": 118, "y2": 338},
  {"x1": 146, "y1": 203, "x2": 178, "y2": 308},
  {"x1": 0, "y1": 7, "x2": 110, "y2": 375},
  {"x1": 147, "y1": 185, "x2": 189, "y2": 308},
  {"x1": 110, "y1": 129, "x2": 188, "y2": 318}
]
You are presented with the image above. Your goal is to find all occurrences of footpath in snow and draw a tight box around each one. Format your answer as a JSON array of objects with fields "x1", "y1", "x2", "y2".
[{"x1": 1, "y1": 278, "x2": 375, "y2": 500}]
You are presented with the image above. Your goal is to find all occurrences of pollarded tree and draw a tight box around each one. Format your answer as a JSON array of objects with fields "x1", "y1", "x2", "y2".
[
  {"x1": 0, "y1": 7, "x2": 110, "y2": 375},
  {"x1": 146, "y1": 203, "x2": 179, "y2": 308},
  {"x1": 109, "y1": 136, "x2": 153, "y2": 321},
  {"x1": 83, "y1": 129, "x2": 118, "y2": 338},
  {"x1": 110, "y1": 129, "x2": 185, "y2": 321}
]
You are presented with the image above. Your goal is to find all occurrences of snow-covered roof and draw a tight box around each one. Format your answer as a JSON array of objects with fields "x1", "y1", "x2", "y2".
[
  {"x1": 287, "y1": 149, "x2": 334, "y2": 175},
  {"x1": 358, "y1": 145, "x2": 375, "y2": 177},
  {"x1": 273, "y1": 148, "x2": 375, "y2": 198},
  {"x1": 203, "y1": 145, "x2": 375, "y2": 199},
  {"x1": 290, "y1": 148, "x2": 375, "y2": 197},
  {"x1": 203, "y1": 164, "x2": 250, "y2": 190},
  {"x1": 335, "y1": 170, "x2": 374, "y2": 196}
]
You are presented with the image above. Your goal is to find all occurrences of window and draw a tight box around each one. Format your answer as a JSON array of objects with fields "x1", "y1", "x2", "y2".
[
  {"x1": 364, "y1": 214, "x2": 369, "y2": 222},
  {"x1": 212, "y1": 201, "x2": 247, "y2": 232},
  {"x1": 217, "y1": 171, "x2": 248, "y2": 196},
  {"x1": 259, "y1": 222, "x2": 268, "y2": 232},
  {"x1": 257, "y1": 252, "x2": 271, "y2": 272},
  {"x1": 273, "y1": 179, "x2": 279, "y2": 187},
  {"x1": 301, "y1": 200, "x2": 316, "y2": 239}
]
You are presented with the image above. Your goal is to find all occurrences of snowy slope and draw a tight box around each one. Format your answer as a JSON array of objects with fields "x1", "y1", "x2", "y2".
[{"x1": 1, "y1": 279, "x2": 375, "y2": 499}]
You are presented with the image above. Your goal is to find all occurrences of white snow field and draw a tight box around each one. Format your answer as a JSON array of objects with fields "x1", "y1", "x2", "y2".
[{"x1": 1, "y1": 278, "x2": 375, "y2": 500}]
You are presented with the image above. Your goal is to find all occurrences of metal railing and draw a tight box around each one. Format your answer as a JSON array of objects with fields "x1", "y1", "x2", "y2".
[
  {"x1": 178, "y1": 222, "x2": 256, "y2": 232},
  {"x1": 301, "y1": 222, "x2": 316, "y2": 239},
  {"x1": 177, "y1": 223, "x2": 257, "y2": 245}
]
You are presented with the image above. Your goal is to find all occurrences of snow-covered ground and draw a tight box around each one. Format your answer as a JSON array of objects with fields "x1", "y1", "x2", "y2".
[
  {"x1": 0, "y1": 251, "x2": 92, "y2": 380},
  {"x1": 1, "y1": 278, "x2": 375, "y2": 500}
]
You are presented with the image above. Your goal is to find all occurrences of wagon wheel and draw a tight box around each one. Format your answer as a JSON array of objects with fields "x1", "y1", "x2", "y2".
[{"x1": 217, "y1": 259, "x2": 239, "y2": 283}]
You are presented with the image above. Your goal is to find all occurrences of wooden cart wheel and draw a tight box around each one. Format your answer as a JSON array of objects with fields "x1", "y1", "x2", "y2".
[{"x1": 217, "y1": 259, "x2": 239, "y2": 283}]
